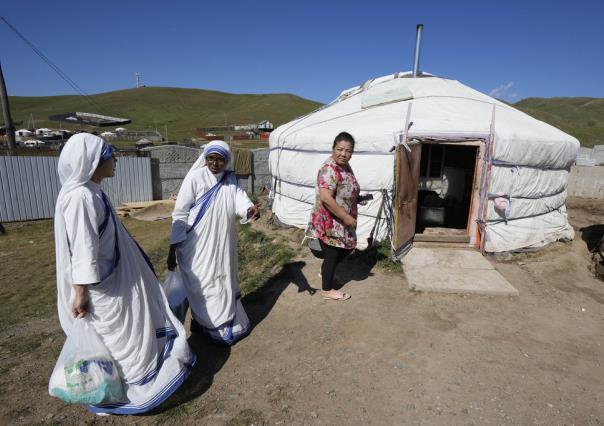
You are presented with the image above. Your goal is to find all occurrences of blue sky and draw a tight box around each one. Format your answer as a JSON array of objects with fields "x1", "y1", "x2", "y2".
[{"x1": 1, "y1": 0, "x2": 603, "y2": 103}]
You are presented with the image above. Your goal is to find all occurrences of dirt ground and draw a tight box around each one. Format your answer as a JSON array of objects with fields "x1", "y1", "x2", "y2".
[{"x1": 1, "y1": 197, "x2": 603, "y2": 425}]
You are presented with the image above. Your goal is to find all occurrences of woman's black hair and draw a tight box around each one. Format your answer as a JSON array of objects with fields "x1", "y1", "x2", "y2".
[{"x1": 332, "y1": 131, "x2": 355, "y2": 150}]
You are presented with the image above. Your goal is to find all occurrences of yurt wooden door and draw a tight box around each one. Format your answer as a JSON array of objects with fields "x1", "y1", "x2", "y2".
[{"x1": 392, "y1": 143, "x2": 422, "y2": 259}]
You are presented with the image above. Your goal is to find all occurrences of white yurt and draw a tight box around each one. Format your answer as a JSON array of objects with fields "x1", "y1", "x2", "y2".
[
  {"x1": 268, "y1": 71, "x2": 579, "y2": 256},
  {"x1": 15, "y1": 129, "x2": 33, "y2": 141}
]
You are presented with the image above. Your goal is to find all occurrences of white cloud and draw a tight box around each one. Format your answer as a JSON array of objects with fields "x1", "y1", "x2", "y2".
[{"x1": 489, "y1": 82, "x2": 519, "y2": 101}]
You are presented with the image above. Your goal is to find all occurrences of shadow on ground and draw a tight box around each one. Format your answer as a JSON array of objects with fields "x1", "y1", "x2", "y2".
[
  {"x1": 581, "y1": 224, "x2": 604, "y2": 280},
  {"x1": 152, "y1": 261, "x2": 314, "y2": 413},
  {"x1": 331, "y1": 247, "x2": 383, "y2": 289},
  {"x1": 581, "y1": 224, "x2": 604, "y2": 252},
  {"x1": 244, "y1": 261, "x2": 315, "y2": 326}
]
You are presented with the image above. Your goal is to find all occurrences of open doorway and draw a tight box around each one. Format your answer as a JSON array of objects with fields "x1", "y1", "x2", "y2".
[{"x1": 415, "y1": 143, "x2": 479, "y2": 243}]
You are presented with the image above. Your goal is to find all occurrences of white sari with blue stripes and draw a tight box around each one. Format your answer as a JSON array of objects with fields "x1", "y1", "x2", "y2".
[
  {"x1": 170, "y1": 165, "x2": 253, "y2": 345},
  {"x1": 55, "y1": 182, "x2": 196, "y2": 415}
]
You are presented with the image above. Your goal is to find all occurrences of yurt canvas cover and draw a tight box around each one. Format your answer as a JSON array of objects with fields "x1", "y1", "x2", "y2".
[{"x1": 268, "y1": 72, "x2": 579, "y2": 255}]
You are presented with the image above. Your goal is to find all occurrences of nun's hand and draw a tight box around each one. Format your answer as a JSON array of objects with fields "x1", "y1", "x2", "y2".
[
  {"x1": 246, "y1": 204, "x2": 261, "y2": 221},
  {"x1": 72, "y1": 285, "x2": 89, "y2": 318}
]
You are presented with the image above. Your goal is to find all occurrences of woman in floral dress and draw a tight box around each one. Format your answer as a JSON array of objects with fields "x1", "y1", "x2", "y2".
[{"x1": 308, "y1": 132, "x2": 365, "y2": 301}]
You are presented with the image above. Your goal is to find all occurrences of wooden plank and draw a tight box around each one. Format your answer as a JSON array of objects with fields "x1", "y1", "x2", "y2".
[
  {"x1": 121, "y1": 200, "x2": 174, "y2": 209},
  {"x1": 414, "y1": 234, "x2": 471, "y2": 243}
]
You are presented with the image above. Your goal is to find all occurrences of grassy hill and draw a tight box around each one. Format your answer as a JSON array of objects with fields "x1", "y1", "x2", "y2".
[
  {"x1": 6, "y1": 87, "x2": 323, "y2": 141},
  {"x1": 514, "y1": 97, "x2": 604, "y2": 148},
  {"x1": 4, "y1": 87, "x2": 603, "y2": 147}
]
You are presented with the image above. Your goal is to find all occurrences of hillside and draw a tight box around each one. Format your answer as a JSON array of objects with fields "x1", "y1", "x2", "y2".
[
  {"x1": 6, "y1": 87, "x2": 323, "y2": 141},
  {"x1": 4, "y1": 88, "x2": 603, "y2": 147},
  {"x1": 514, "y1": 97, "x2": 604, "y2": 148}
]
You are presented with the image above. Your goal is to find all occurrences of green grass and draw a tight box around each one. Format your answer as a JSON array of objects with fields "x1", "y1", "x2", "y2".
[
  {"x1": 237, "y1": 223, "x2": 296, "y2": 295},
  {"x1": 6, "y1": 87, "x2": 322, "y2": 141},
  {"x1": 514, "y1": 97, "x2": 604, "y2": 147},
  {"x1": 0, "y1": 221, "x2": 58, "y2": 326}
]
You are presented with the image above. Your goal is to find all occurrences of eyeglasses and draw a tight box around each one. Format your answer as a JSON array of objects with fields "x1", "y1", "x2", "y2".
[{"x1": 206, "y1": 155, "x2": 226, "y2": 164}]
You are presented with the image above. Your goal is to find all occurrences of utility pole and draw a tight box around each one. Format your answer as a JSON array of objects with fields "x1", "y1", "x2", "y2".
[
  {"x1": 135, "y1": 72, "x2": 141, "y2": 88},
  {"x1": 0, "y1": 61, "x2": 16, "y2": 150}
]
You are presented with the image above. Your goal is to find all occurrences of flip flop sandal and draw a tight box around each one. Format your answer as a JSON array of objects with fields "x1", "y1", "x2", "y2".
[{"x1": 322, "y1": 292, "x2": 351, "y2": 301}]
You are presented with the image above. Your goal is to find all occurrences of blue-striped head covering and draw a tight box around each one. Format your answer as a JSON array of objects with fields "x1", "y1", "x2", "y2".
[
  {"x1": 100, "y1": 143, "x2": 115, "y2": 162},
  {"x1": 204, "y1": 143, "x2": 230, "y2": 163}
]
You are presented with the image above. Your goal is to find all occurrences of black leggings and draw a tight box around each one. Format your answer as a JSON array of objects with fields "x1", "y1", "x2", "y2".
[{"x1": 320, "y1": 240, "x2": 352, "y2": 291}]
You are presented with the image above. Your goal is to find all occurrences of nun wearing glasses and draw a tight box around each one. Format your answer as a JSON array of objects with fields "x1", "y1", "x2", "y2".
[{"x1": 167, "y1": 140, "x2": 259, "y2": 345}]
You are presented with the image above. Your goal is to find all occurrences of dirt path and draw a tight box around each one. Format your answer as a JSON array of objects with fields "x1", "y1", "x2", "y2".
[{"x1": 2, "y1": 198, "x2": 603, "y2": 425}]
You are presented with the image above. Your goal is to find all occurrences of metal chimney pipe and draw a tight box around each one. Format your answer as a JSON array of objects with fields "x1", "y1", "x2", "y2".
[{"x1": 412, "y1": 24, "x2": 424, "y2": 78}]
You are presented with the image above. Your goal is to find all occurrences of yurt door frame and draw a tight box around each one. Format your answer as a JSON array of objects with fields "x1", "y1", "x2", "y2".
[{"x1": 392, "y1": 137, "x2": 488, "y2": 259}]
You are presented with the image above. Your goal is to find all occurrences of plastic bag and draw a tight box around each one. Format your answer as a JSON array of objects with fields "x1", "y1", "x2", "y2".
[
  {"x1": 49, "y1": 318, "x2": 125, "y2": 405},
  {"x1": 163, "y1": 268, "x2": 189, "y2": 323}
]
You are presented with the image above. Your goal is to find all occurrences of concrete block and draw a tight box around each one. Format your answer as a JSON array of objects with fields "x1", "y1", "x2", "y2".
[
  {"x1": 568, "y1": 165, "x2": 604, "y2": 199},
  {"x1": 405, "y1": 268, "x2": 519, "y2": 296},
  {"x1": 403, "y1": 247, "x2": 495, "y2": 270},
  {"x1": 402, "y1": 247, "x2": 518, "y2": 296}
]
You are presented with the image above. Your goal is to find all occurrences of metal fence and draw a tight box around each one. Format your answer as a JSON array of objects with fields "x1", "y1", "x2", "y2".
[
  {"x1": 0, "y1": 148, "x2": 151, "y2": 158},
  {"x1": 0, "y1": 156, "x2": 152, "y2": 222}
]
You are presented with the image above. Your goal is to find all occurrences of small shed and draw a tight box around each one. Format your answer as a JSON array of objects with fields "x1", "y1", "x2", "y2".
[{"x1": 35, "y1": 128, "x2": 52, "y2": 135}]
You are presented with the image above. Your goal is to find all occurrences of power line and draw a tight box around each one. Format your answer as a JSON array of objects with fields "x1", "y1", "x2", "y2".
[{"x1": 0, "y1": 15, "x2": 109, "y2": 114}]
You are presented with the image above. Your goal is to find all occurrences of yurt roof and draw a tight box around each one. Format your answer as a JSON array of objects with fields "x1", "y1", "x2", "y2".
[{"x1": 270, "y1": 72, "x2": 579, "y2": 169}]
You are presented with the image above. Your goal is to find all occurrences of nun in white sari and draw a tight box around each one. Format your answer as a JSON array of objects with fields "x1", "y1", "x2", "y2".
[
  {"x1": 54, "y1": 133, "x2": 195, "y2": 415},
  {"x1": 168, "y1": 140, "x2": 258, "y2": 346}
]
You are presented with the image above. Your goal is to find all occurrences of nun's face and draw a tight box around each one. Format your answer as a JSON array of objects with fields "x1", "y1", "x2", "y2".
[
  {"x1": 206, "y1": 153, "x2": 226, "y2": 174},
  {"x1": 92, "y1": 154, "x2": 117, "y2": 182}
]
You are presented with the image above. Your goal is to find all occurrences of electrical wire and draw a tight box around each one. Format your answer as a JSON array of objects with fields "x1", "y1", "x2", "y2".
[{"x1": 0, "y1": 15, "x2": 109, "y2": 114}]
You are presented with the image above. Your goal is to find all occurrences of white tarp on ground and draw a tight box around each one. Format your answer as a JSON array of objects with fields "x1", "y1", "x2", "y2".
[{"x1": 269, "y1": 72, "x2": 579, "y2": 253}]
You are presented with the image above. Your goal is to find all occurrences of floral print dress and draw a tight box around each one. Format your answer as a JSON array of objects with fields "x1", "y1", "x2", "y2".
[{"x1": 308, "y1": 157, "x2": 360, "y2": 249}]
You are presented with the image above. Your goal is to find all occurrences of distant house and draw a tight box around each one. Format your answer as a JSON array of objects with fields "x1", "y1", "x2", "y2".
[
  {"x1": 257, "y1": 120, "x2": 273, "y2": 131},
  {"x1": 233, "y1": 124, "x2": 257, "y2": 131},
  {"x1": 35, "y1": 128, "x2": 52, "y2": 135},
  {"x1": 22, "y1": 139, "x2": 45, "y2": 147},
  {"x1": 232, "y1": 120, "x2": 274, "y2": 132},
  {"x1": 15, "y1": 129, "x2": 33, "y2": 142}
]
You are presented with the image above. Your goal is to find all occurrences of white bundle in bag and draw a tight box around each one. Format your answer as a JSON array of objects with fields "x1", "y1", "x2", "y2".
[
  {"x1": 49, "y1": 318, "x2": 125, "y2": 405},
  {"x1": 163, "y1": 268, "x2": 189, "y2": 323}
]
